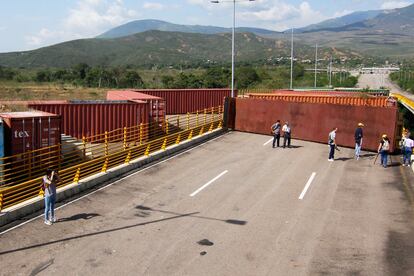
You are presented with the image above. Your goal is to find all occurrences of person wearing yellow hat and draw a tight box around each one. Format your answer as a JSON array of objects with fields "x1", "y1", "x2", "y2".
[
  {"x1": 354, "y1": 123, "x2": 364, "y2": 160},
  {"x1": 378, "y1": 134, "x2": 390, "y2": 168}
]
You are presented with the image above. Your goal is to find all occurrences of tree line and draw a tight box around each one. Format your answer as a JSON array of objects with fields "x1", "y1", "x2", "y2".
[{"x1": 0, "y1": 63, "x2": 357, "y2": 89}]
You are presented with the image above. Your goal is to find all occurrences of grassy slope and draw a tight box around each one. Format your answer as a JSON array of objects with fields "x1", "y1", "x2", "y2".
[{"x1": 0, "y1": 31, "x2": 357, "y2": 68}]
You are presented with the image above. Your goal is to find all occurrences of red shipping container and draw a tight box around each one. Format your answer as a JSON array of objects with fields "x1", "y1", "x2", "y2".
[
  {"x1": 232, "y1": 98, "x2": 399, "y2": 152},
  {"x1": 0, "y1": 111, "x2": 61, "y2": 157},
  {"x1": 121, "y1": 89, "x2": 234, "y2": 115},
  {"x1": 28, "y1": 101, "x2": 150, "y2": 139},
  {"x1": 107, "y1": 90, "x2": 165, "y2": 122}
]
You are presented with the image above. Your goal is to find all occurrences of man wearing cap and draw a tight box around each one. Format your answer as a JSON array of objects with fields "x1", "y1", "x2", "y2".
[{"x1": 354, "y1": 123, "x2": 364, "y2": 160}]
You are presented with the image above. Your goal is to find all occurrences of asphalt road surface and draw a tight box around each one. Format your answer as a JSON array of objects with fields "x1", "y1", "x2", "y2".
[
  {"x1": 358, "y1": 73, "x2": 414, "y2": 101},
  {"x1": 1, "y1": 132, "x2": 414, "y2": 275}
]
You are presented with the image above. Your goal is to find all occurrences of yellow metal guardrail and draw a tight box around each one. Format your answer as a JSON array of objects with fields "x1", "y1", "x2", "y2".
[
  {"x1": 0, "y1": 106, "x2": 224, "y2": 210},
  {"x1": 392, "y1": 93, "x2": 414, "y2": 112}
]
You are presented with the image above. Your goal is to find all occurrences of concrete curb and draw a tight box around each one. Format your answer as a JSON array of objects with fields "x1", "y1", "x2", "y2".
[{"x1": 0, "y1": 129, "x2": 225, "y2": 228}]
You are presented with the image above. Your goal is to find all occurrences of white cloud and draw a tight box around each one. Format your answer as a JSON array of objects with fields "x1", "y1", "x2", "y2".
[
  {"x1": 381, "y1": 1, "x2": 412, "y2": 9},
  {"x1": 238, "y1": 1, "x2": 327, "y2": 31},
  {"x1": 332, "y1": 10, "x2": 354, "y2": 18},
  {"x1": 25, "y1": 28, "x2": 65, "y2": 46},
  {"x1": 143, "y1": 2, "x2": 165, "y2": 10},
  {"x1": 25, "y1": 0, "x2": 138, "y2": 48}
]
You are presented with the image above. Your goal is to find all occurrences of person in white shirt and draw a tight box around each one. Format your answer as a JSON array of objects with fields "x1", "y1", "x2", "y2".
[
  {"x1": 282, "y1": 122, "x2": 291, "y2": 148},
  {"x1": 328, "y1": 127, "x2": 338, "y2": 161},
  {"x1": 403, "y1": 135, "x2": 414, "y2": 167}
]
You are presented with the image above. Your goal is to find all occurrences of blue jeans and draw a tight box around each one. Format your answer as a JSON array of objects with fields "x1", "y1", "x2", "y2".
[
  {"x1": 380, "y1": 150, "x2": 388, "y2": 167},
  {"x1": 355, "y1": 143, "x2": 362, "y2": 158},
  {"x1": 329, "y1": 145, "x2": 335, "y2": 159},
  {"x1": 272, "y1": 134, "x2": 280, "y2": 148},
  {"x1": 403, "y1": 147, "x2": 412, "y2": 165},
  {"x1": 44, "y1": 194, "x2": 56, "y2": 221}
]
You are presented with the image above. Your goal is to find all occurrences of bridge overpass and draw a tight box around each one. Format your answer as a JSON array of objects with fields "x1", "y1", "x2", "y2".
[
  {"x1": 0, "y1": 84, "x2": 414, "y2": 274},
  {"x1": 1, "y1": 131, "x2": 413, "y2": 275}
]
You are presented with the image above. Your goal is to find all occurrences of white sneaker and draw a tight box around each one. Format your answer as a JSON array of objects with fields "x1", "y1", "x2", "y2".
[
  {"x1": 52, "y1": 217, "x2": 57, "y2": 223},
  {"x1": 328, "y1": 159, "x2": 334, "y2": 162},
  {"x1": 44, "y1": 220, "x2": 52, "y2": 225}
]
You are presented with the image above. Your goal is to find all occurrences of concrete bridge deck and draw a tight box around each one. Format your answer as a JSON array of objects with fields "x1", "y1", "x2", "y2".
[{"x1": 0, "y1": 132, "x2": 413, "y2": 275}]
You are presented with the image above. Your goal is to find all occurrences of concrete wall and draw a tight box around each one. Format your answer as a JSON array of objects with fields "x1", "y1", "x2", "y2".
[{"x1": 234, "y1": 98, "x2": 400, "y2": 152}]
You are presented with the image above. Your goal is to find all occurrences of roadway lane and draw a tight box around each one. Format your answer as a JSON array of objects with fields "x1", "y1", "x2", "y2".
[
  {"x1": 0, "y1": 132, "x2": 413, "y2": 275},
  {"x1": 358, "y1": 73, "x2": 414, "y2": 101}
]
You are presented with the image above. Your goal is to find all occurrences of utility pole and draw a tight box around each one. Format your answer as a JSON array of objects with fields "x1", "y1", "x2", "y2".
[
  {"x1": 230, "y1": 0, "x2": 236, "y2": 98},
  {"x1": 290, "y1": 28, "x2": 294, "y2": 90},
  {"x1": 329, "y1": 56, "x2": 333, "y2": 88},
  {"x1": 314, "y1": 44, "x2": 318, "y2": 88}
]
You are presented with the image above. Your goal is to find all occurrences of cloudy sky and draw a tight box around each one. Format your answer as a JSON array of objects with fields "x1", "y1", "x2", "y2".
[{"x1": 0, "y1": 0, "x2": 412, "y2": 53}]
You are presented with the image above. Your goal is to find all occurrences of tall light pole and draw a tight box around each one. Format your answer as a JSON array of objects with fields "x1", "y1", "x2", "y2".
[
  {"x1": 290, "y1": 28, "x2": 294, "y2": 90},
  {"x1": 314, "y1": 44, "x2": 318, "y2": 88},
  {"x1": 329, "y1": 56, "x2": 333, "y2": 88},
  {"x1": 211, "y1": 0, "x2": 255, "y2": 98}
]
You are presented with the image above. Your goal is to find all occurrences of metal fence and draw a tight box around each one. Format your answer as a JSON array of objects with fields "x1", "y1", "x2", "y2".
[{"x1": 0, "y1": 106, "x2": 224, "y2": 210}]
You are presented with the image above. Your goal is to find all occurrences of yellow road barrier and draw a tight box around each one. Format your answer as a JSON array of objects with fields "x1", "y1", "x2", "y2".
[{"x1": 0, "y1": 106, "x2": 223, "y2": 210}]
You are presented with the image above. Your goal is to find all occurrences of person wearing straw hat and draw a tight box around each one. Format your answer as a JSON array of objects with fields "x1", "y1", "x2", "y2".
[
  {"x1": 354, "y1": 123, "x2": 364, "y2": 160},
  {"x1": 377, "y1": 134, "x2": 390, "y2": 168}
]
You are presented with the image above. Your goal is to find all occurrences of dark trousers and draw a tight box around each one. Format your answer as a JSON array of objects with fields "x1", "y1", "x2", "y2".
[
  {"x1": 283, "y1": 134, "x2": 291, "y2": 148},
  {"x1": 272, "y1": 134, "x2": 280, "y2": 148},
  {"x1": 329, "y1": 144, "x2": 335, "y2": 159}
]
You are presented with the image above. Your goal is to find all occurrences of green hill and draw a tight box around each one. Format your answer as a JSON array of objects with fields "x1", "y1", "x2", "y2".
[{"x1": 0, "y1": 30, "x2": 356, "y2": 68}]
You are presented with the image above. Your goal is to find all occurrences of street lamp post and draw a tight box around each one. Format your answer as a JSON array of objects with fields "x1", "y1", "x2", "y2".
[
  {"x1": 314, "y1": 44, "x2": 318, "y2": 88},
  {"x1": 211, "y1": 0, "x2": 255, "y2": 98},
  {"x1": 290, "y1": 28, "x2": 294, "y2": 90}
]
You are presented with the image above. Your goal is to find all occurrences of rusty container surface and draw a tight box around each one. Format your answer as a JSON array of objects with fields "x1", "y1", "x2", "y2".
[
  {"x1": 0, "y1": 111, "x2": 61, "y2": 156},
  {"x1": 127, "y1": 89, "x2": 234, "y2": 114},
  {"x1": 28, "y1": 101, "x2": 149, "y2": 139},
  {"x1": 107, "y1": 90, "x2": 165, "y2": 123},
  {"x1": 247, "y1": 94, "x2": 396, "y2": 107},
  {"x1": 246, "y1": 89, "x2": 389, "y2": 97},
  {"x1": 234, "y1": 98, "x2": 399, "y2": 152}
]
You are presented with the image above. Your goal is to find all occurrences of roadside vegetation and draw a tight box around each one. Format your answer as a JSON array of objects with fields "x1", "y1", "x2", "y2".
[
  {"x1": 390, "y1": 68, "x2": 414, "y2": 93},
  {"x1": 0, "y1": 63, "x2": 358, "y2": 101}
]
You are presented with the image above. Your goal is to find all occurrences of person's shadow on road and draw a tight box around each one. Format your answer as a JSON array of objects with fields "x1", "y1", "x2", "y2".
[{"x1": 58, "y1": 213, "x2": 100, "y2": 222}]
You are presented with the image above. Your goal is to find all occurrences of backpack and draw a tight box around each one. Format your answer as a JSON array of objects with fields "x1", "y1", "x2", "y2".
[{"x1": 382, "y1": 140, "x2": 390, "y2": 151}]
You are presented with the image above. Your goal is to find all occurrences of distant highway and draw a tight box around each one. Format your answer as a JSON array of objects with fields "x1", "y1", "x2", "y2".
[{"x1": 357, "y1": 73, "x2": 414, "y2": 101}]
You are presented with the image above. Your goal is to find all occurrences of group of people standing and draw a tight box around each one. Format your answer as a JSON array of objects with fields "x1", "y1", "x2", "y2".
[
  {"x1": 271, "y1": 120, "x2": 291, "y2": 148},
  {"x1": 271, "y1": 119, "x2": 413, "y2": 168}
]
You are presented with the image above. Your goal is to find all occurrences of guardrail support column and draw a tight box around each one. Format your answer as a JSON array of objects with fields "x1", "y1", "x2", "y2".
[
  {"x1": 145, "y1": 144, "x2": 151, "y2": 156},
  {"x1": 102, "y1": 158, "x2": 109, "y2": 173},
  {"x1": 74, "y1": 167, "x2": 81, "y2": 183},
  {"x1": 82, "y1": 136, "x2": 86, "y2": 160},
  {"x1": 104, "y1": 131, "x2": 109, "y2": 156},
  {"x1": 123, "y1": 127, "x2": 127, "y2": 150},
  {"x1": 139, "y1": 123, "x2": 143, "y2": 145}
]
